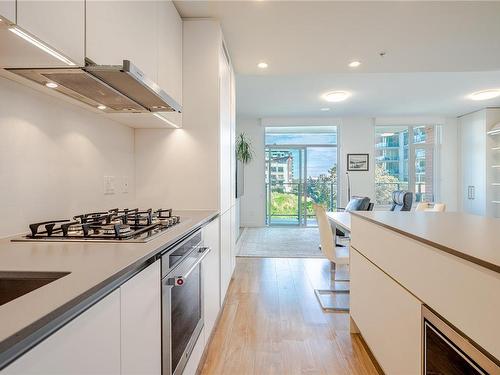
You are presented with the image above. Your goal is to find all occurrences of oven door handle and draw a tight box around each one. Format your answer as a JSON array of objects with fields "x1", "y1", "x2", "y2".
[{"x1": 167, "y1": 246, "x2": 211, "y2": 287}]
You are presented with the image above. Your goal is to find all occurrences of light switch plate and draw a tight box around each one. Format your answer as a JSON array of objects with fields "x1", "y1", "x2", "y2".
[
  {"x1": 104, "y1": 176, "x2": 116, "y2": 195},
  {"x1": 121, "y1": 176, "x2": 129, "y2": 194}
]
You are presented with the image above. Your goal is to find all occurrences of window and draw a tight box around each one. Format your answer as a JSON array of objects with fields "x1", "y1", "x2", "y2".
[
  {"x1": 375, "y1": 125, "x2": 437, "y2": 205},
  {"x1": 264, "y1": 126, "x2": 338, "y2": 226}
]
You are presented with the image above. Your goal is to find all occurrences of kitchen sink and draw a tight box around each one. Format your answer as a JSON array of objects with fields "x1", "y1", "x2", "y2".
[{"x1": 0, "y1": 271, "x2": 70, "y2": 306}]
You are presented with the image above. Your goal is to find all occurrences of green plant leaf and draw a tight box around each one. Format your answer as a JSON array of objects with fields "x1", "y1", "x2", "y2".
[{"x1": 236, "y1": 132, "x2": 254, "y2": 164}]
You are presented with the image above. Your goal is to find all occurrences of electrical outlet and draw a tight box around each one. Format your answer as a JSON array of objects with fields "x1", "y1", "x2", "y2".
[
  {"x1": 104, "y1": 176, "x2": 116, "y2": 195},
  {"x1": 121, "y1": 176, "x2": 129, "y2": 194}
]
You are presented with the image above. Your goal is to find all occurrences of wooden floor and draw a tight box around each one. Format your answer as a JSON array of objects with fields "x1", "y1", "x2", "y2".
[{"x1": 200, "y1": 257, "x2": 379, "y2": 375}]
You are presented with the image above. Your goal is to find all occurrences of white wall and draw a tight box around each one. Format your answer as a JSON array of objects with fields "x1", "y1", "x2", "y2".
[
  {"x1": 236, "y1": 117, "x2": 266, "y2": 227},
  {"x1": 0, "y1": 77, "x2": 136, "y2": 238},
  {"x1": 237, "y1": 116, "x2": 460, "y2": 227},
  {"x1": 338, "y1": 118, "x2": 375, "y2": 207},
  {"x1": 437, "y1": 118, "x2": 459, "y2": 211}
]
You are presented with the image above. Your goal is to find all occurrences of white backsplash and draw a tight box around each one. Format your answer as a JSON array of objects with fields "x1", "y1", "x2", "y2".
[{"x1": 0, "y1": 77, "x2": 136, "y2": 238}]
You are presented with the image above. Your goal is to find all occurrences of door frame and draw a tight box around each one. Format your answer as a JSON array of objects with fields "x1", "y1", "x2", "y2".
[
  {"x1": 265, "y1": 144, "x2": 339, "y2": 226},
  {"x1": 265, "y1": 145, "x2": 307, "y2": 226}
]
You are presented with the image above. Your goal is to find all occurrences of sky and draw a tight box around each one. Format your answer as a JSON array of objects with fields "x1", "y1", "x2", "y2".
[{"x1": 265, "y1": 133, "x2": 337, "y2": 178}]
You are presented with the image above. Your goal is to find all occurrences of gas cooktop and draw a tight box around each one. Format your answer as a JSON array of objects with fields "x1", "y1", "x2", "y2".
[{"x1": 12, "y1": 208, "x2": 183, "y2": 243}]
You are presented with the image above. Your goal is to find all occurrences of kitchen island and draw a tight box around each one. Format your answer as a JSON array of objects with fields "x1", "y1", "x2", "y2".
[
  {"x1": 0, "y1": 210, "x2": 218, "y2": 372},
  {"x1": 350, "y1": 212, "x2": 500, "y2": 374}
]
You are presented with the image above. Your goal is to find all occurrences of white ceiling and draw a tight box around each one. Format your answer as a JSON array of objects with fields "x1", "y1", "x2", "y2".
[
  {"x1": 175, "y1": 1, "x2": 500, "y2": 118},
  {"x1": 237, "y1": 71, "x2": 500, "y2": 118}
]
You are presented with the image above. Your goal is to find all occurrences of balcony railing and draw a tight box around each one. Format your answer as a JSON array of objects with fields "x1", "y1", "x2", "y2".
[{"x1": 265, "y1": 182, "x2": 337, "y2": 225}]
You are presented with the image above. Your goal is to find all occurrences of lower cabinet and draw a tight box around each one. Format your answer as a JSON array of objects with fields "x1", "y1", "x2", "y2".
[
  {"x1": 120, "y1": 260, "x2": 161, "y2": 375},
  {"x1": 3, "y1": 290, "x2": 121, "y2": 374},
  {"x1": 350, "y1": 248, "x2": 422, "y2": 375},
  {"x1": 3, "y1": 224, "x2": 221, "y2": 375},
  {"x1": 182, "y1": 328, "x2": 205, "y2": 375},
  {"x1": 202, "y1": 217, "x2": 221, "y2": 337},
  {"x1": 219, "y1": 210, "x2": 232, "y2": 302}
]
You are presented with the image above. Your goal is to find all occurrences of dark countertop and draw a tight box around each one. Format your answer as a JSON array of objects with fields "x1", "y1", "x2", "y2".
[
  {"x1": 351, "y1": 211, "x2": 500, "y2": 273},
  {"x1": 0, "y1": 209, "x2": 218, "y2": 368}
]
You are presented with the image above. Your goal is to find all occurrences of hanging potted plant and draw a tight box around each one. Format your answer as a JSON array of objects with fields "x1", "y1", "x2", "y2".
[{"x1": 235, "y1": 133, "x2": 254, "y2": 198}]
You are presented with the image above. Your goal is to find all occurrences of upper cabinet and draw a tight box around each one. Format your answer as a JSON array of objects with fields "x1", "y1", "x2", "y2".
[
  {"x1": 86, "y1": 0, "x2": 183, "y2": 105},
  {"x1": 86, "y1": 0, "x2": 182, "y2": 126},
  {"x1": 85, "y1": 1, "x2": 158, "y2": 81},
  {"x1": 0, "y1": 0, "x2": 15, "y2": 22},
  {"x1": 16, "y1": 0, "x2": 85, "y2": 66},
  {"x1": 158, "y1": 1, "x2": 182, "y2": 106}
]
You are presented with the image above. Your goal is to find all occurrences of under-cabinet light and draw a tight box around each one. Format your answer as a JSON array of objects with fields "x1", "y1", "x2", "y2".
[
  {"x1": 9, "y1": 27, "x2": 76, "y2": 66},
  {"x1": 153, "y1": 113, "x2": 179, "y2": 128}
]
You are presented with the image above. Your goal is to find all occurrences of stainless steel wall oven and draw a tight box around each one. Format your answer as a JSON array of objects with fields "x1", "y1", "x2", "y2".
[
  {"x1": 161, "y1": 230, "x2": 210, "y2": 375},
  {"x1": 422, "y1": 306, "x2": 500, "y2": 375}
]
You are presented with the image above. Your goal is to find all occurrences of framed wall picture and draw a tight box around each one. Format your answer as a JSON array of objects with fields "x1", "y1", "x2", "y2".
[{"x1": 347, "y1": 153, "x2": 369, "y2": 171}]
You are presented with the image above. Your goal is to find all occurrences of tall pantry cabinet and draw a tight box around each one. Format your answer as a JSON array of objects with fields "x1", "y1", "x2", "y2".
[
  {"x1": 458, "y1": 108, "x2": 500, "y2": 217},
  {"x1": 135, "y1": 18, "x2": 237, "y2": 301}
]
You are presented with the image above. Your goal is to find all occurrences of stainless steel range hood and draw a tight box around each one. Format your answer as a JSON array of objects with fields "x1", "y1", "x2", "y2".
[{"x1": 6, "y1": 60, "x2": 182, "y2": 114}]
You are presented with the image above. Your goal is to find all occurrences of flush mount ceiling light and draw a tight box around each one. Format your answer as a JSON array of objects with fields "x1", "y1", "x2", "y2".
[
  {"x1": 97, "y1": 104, "x2": 107, "y2": 110},
  {"x1": 9, "y1": 27, "x2": 76, "y2": 66},
  {"x1": 322, "y1": 91, "x2": 351, "y2": 102},
  {"x1": 257, "y1": 62, "x2": 268, "y2": 69},
  {"x1": 45, "y1": 82, "x2": 58, "y2": 89},
  {"x1": 468, "y1": 89, "x2": 500, "y2": 101},
  {"x1": 320, "y1": 108, "x2": 330, "y2": 111},
  {"x1": 348, "y1": 61, "x2": 361, "y2": 68}
]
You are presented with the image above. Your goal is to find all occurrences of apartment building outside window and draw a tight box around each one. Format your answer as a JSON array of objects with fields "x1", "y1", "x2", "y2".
[{"x1": 375, "y1": 125, "x2": 437, "y2": 205}]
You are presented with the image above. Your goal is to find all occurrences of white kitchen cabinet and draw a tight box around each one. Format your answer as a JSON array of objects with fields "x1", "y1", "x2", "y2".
[
  {"x1": 120, "y1": 261, "x2": 161, "y2": 375},
  {"x1": 182, "y1": 328, "x2": 205, "y2": 375},
  {"x1": 229, "y1": 205, "x2": 237, "y2": 272},
  {"x1": 157, "y1": 0, "x2": 182, "y2": 105},
  {"x1": 220, "y1": 210, "x2": 232, "y2": 301},
  {"x1": 350, "y1": 248, "x2": 421, "y2": 375},
  {"x1": 459, "y1": 108, "x2": 500, "y2": 217},
  {"x1": 155, "y1": 0, "x2": 183, "y2": 128},
  {"x1": 0, "y1": 0, "x2": 15, "y2": 22},
  {"x1": 3, "y1": 290, "x2": 121, "y2": 374},
  {"x1": 202, "y1": 217, "x2": 221, "y2": 337},
  {"x1": 86, "y1": 0, "x2": 158, "y2": 80},
  {"x1": 219, "y1": 46, "x2": 233, "y2": 214},
  {"x1": 16, "y1": 0, "x2": 85, "y2": 66},
  {"x1": 459, "y1": 110, "x2": 487, "y2": 215}
]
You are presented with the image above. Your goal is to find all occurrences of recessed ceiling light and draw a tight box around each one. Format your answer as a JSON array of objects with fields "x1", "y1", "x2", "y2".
[
  {"x1": 320, "y1": 108, "x2": 330, "y2": 111},
  {"x1": 45, "y1": 82, "x2": 58, "y2": 89},
  {"x1": 322, "y1": 91, "x2": 351, "y2": 102},
  {"x1": 257, "y1": 62, "x2": 268, "y2": 69},
  {"x1": 468, "y1": 89, "x2": 500, "y2": 101},
  {"x1": 348, "y1": 61, "x2": 361, "y2": 68},
  {"x1": 97, "y1": 104, "x2": 107, "y2": 110}
]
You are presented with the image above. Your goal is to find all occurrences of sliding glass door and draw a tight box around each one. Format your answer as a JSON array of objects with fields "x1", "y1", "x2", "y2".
[
  {"x1": 265, "y1": 146, "x2": 305, "y2": 225},
  {"x1": 304, "y1": 146, "x2": 337, "y2": 225},
  {"x1": 265, "y1": 127, "x2": 338, "y2": 226}
]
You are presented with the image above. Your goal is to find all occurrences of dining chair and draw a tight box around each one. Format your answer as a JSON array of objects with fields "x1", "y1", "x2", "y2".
[
  {"x1": 313, "y1": 204, "x2": 349, "y2": 312},
  {"x1": 415, "y1": 202, "x2": 446, "y2": 212}
]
